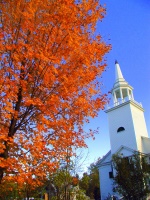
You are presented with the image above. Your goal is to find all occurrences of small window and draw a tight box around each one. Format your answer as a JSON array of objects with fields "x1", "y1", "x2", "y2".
[
  {"x1": 109, "y1": 171, "x2": 114, "y2": 179},
  {"x1": 117, "y1": 127, "x2": 125, "y2": 132}
]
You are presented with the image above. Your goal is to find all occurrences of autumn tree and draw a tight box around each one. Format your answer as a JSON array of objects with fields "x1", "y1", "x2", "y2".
[
  {"x1": 112, "y1": 153, "x2": 150, "y2": 200},
  {"x1": 0, "y1": 0, "x2": 110, "y2": 189}
]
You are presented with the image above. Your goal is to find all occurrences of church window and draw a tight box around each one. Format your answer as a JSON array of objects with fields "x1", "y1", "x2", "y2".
[{"x1": 117, "y1": 127, "x2": 125, "y2": 132}]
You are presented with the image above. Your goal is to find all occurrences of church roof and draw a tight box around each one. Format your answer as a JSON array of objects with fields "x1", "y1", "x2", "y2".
[
  {"x1": 97, "y1": 150, "x2": 111, "y2": 167},
  {"x1": 97, "y1": 146, "x2": 139, "y2": 168},
  {"x1": 115, "y1": 145, "x2": 136, "y2": 155},
  {"x1": 97, "y1": 143, "x2": 150, "y2": 169}
]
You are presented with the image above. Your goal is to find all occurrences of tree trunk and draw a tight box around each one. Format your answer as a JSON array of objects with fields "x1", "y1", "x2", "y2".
[{"x1": 0, "y1": 86, "x2": 22, "y2": 183}]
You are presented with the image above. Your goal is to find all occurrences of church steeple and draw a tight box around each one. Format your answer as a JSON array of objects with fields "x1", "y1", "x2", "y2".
[
  {"x1": 99, "y1": 60, "x2": 149, "y2": 200},
  {"x1": 105, "y1": 60, "x2": 148, "y2": 155},
  {"x1": 111, "y1": 61, "x2": 134, "y2": 105}
]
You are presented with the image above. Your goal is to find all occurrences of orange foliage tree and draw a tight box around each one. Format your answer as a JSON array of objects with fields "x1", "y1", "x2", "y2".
[{"x1": 0, "y1": 0, "x2": 110, "y2": 189}]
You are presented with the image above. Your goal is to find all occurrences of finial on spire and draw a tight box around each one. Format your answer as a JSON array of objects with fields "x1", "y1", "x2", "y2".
[{"x1": 115, "y1": 60, "x2": 118, "y2": 64}]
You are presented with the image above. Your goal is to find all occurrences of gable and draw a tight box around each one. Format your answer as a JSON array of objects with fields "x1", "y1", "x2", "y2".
[
  {"x1": 97, "y1": 142, "x2": 150, "y2": 169},
  {"x1": 115, "y1": 145, "x2": 135, "y2": 157},
  {"x1": 97, "y1": 150, "x2": 112, "y2": 167}
]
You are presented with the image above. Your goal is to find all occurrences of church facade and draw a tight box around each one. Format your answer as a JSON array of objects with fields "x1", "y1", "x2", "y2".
[{"x1": 97, "y1": 61, "x2": 150, "y2": 199}]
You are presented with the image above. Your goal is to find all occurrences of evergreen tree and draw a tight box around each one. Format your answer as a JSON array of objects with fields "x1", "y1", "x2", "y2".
[{"x1": 112, "y1": 153, "x2": 150, "y2": 200}]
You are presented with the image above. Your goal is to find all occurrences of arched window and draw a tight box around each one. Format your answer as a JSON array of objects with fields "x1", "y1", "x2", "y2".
[{"x1": 117, "y1": 127, "x2": 125, "y2": 132}]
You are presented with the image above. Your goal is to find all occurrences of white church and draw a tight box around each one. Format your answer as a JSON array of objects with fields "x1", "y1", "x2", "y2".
[{"x1": 97, "y1": 61, "x2": 150, "y2": 199}]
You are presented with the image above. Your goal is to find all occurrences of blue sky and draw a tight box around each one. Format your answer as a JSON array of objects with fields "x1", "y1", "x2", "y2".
[{"x1": 82, "y1": 0, "x2": 150, "y2": 170}]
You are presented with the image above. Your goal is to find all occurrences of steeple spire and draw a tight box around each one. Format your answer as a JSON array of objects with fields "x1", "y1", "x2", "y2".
[
  {"x1": 111, "y1": 60, "x2": 134, "y2": 105},
  {"x1": 115, "y1": 60, "x2": 124, "y2": 82},
  {"x1": 113, "y1": 60, "x2": 128, "y2": 88}
]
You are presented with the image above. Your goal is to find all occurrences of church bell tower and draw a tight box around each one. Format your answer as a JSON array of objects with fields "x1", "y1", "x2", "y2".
[{"x1": 106, "y1": 61, "x2": 148, "y2": 155}]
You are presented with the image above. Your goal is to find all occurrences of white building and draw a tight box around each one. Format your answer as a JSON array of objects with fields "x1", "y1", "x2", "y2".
[{"x1": 97, "y1": 61, "x2": 150, "y2": 200}]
